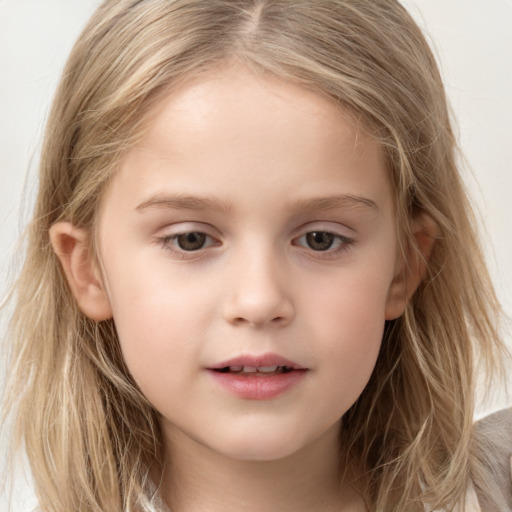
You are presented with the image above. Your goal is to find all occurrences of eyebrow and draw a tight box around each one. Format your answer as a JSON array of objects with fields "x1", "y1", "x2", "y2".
[
  {"x1": 288, "y1": 194, "x2": 378, "y2": 213},
  {"x1": 136, "y1": 194, "x2": 234, "y2": 213},
  {"x1": 135, "y1": 193, "x2": 378, "y2": 214}
]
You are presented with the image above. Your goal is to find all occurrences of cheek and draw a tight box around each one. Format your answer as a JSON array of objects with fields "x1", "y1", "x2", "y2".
[
  {"x1": 307, "y1": 268, "x2": 391, "y2": 401},
  {"x1": 105, "y1": 248, "x2": 212, "y2": 339},
  {"x1": 104, "y1": 267, "x2": 213, "y2": 395},
  {"x1": 329, "y1": 291, "x2": 384, "y2": 367},
  {"x1": 310, "y1": 263, "x2": 391, "y2": 338}
]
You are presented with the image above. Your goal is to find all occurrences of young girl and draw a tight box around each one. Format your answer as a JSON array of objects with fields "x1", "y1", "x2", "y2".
[{"x1": 2, "y1": 1, "x2": 511, "y2": 511}]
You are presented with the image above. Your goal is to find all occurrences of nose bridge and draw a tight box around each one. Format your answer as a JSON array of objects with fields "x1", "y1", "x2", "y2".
[{"x1": 223, "y1": 240, "x2": 294, "y2": 327}]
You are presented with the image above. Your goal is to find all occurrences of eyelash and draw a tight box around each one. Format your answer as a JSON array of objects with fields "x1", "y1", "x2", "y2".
[{"x1": 158, "y1": 230, "x2": 354, "y2": 258}]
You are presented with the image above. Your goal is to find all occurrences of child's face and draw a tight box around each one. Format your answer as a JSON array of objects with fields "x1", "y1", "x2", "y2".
[{"x1": 94, "y1": 67, "x2": 405, "y2": 461}]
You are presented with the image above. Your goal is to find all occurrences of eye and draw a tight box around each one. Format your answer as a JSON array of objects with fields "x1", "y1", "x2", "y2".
[
  {"x1": 295, "y1": 231, "x2": 352, "y2": 252},
  {"x1": 161, "y1": 231, "x2": 216, "y2": 252}
]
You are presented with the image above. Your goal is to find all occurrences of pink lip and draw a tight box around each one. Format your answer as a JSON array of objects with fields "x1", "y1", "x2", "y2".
[{"x1": 207, "y1": 352, "x2": 308, "y2": 400}]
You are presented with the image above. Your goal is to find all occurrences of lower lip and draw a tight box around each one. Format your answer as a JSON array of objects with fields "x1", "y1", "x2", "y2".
[{"x1": 208, "y1": 370, "x2": 307, "y2": 400}]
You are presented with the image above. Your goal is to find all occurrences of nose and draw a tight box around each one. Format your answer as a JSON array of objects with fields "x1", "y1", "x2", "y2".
[{"x1": 222, "y1": 247, "x2": 295, "y2": 328}]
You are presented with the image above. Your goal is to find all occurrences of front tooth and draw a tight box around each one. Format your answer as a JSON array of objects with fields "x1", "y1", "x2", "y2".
[
  {"x1": 258, "y1": 366, "x2": 278, "y2": 373},
  {"x1": 229, "y1": 366, "x2": 243, "y2": 372},
  {"x1": 242, "y1": 366, "x2": 257, "y2": 373}
]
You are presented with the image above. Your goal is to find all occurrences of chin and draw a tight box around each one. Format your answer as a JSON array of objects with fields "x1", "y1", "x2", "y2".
[{"x1": 207, "y1": 429, "x2": 310, "y2": 462}]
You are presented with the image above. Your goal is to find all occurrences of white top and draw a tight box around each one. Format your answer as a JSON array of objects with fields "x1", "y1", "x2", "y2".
[{"x1": 460, "y1": 482, "x2": 482, "y2": 512}]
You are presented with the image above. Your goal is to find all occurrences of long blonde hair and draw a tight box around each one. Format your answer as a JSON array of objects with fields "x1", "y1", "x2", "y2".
[{"x1": 2, "y1": 1, "x2": 507, "y2": 510}]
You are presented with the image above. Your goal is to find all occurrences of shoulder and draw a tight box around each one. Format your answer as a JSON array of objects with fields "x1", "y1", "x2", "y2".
[{"x1": 472, "y1": 407, "x2": 512, "y2": 511}]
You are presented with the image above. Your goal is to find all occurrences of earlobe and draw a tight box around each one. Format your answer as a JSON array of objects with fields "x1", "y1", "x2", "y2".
[
  {"x1": 49, "y1": 222, "x2": 113, "y2": 321},
  {"x1": 385, "y1": 213, "x2": 438, "y2": 320}
]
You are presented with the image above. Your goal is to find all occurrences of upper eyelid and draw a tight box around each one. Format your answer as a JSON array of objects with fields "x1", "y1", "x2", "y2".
[
  {"x1": 154, "y1": 215, "x2": 357, "y2": 241},
  {"x1": 159, "y1": 226, "x2": 351, "y2": 238},
  {"x1": 156, "y1": 221, "x2": 219, "y2": 237},
  {"x1": 293, "y1": 231, "x2": 353, "y2": 245},
  {"x1": 152, "y1": 215, "x2": 355, "y2": 231},
  {"x1": 292, "y1": 221, "x2": 356, "y2": 238},
  {"x1": 161, "y1": 231, "x2": 218, "y2": 245}
]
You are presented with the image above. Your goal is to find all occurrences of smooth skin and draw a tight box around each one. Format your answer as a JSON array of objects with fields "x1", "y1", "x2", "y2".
[{"x1": 51, "y1": 65, "x2": 435, "y2": 512}]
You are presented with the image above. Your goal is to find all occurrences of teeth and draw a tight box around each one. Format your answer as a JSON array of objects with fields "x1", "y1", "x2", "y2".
[
  {"x1": 221, "y1": 365, "x2": 292, "y2": 373},
  {"x1": 232, "y1": 365, "x2": 281, "y2": 373},
  {"x1": 257, "y1": 366, "x2": 279, "y2": 373}
]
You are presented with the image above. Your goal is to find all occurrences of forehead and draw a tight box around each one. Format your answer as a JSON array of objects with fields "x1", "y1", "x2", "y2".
[
  {"x1": 140, "y1": 66, "x2": 374, "y2": 158},
  {"x1": 101, "y1": 65, "x2": 392, "y2": 214}
]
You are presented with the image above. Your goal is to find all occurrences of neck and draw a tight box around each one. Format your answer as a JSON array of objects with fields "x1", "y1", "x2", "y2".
[{"x1": 159, "y1": 423, "x2": 366, "y2": 512}]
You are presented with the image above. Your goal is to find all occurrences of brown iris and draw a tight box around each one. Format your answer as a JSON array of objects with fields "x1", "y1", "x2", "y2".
[
  {"x1": 306, "y1": 232, "x2": 335, "y2": 251},
  {"x1": 176, "y1": 232, "x2": 207, "y2": 251}
]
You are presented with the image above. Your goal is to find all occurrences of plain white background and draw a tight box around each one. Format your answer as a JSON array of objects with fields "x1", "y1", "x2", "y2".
[{"x1": 1, "y1": 1, "x2": 511, "y2": 510}]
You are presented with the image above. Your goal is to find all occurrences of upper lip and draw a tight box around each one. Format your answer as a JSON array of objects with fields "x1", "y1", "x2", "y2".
[{"x1": 209, "y1": 353, "x2": 306, "y2": 370}]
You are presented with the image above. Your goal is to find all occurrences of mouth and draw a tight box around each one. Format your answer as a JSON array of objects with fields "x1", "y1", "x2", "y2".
[
  {"x1": 209, "y1": 353, "x2": 306, "y2": 375},
  {"x1": 213, "y1": 365, "x2": 296, "y2": 376},
  {"x1": 207, "y1": 354, "x2": 307, "y2": 399}
]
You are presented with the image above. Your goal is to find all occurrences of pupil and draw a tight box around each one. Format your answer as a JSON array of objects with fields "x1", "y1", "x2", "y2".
[
  {"x1": 306, "y1": 231, "x2": 334, "y2": 251},
  {"x1": 177, "y1": 232, "x2": 206, "y2": 251}
]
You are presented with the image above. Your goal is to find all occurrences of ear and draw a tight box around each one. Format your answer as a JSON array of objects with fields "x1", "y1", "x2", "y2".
[
  {"x1": 49, "y1": 222, "x2": 113, "y2": 321},
  {"x1": 385, "y1": 213, "x2": 438, "y2": 320}
]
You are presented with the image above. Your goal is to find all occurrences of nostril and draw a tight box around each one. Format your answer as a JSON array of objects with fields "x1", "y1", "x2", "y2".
[{"x1": 233, "y1": 315, "x2": 288, "y2": 327}]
